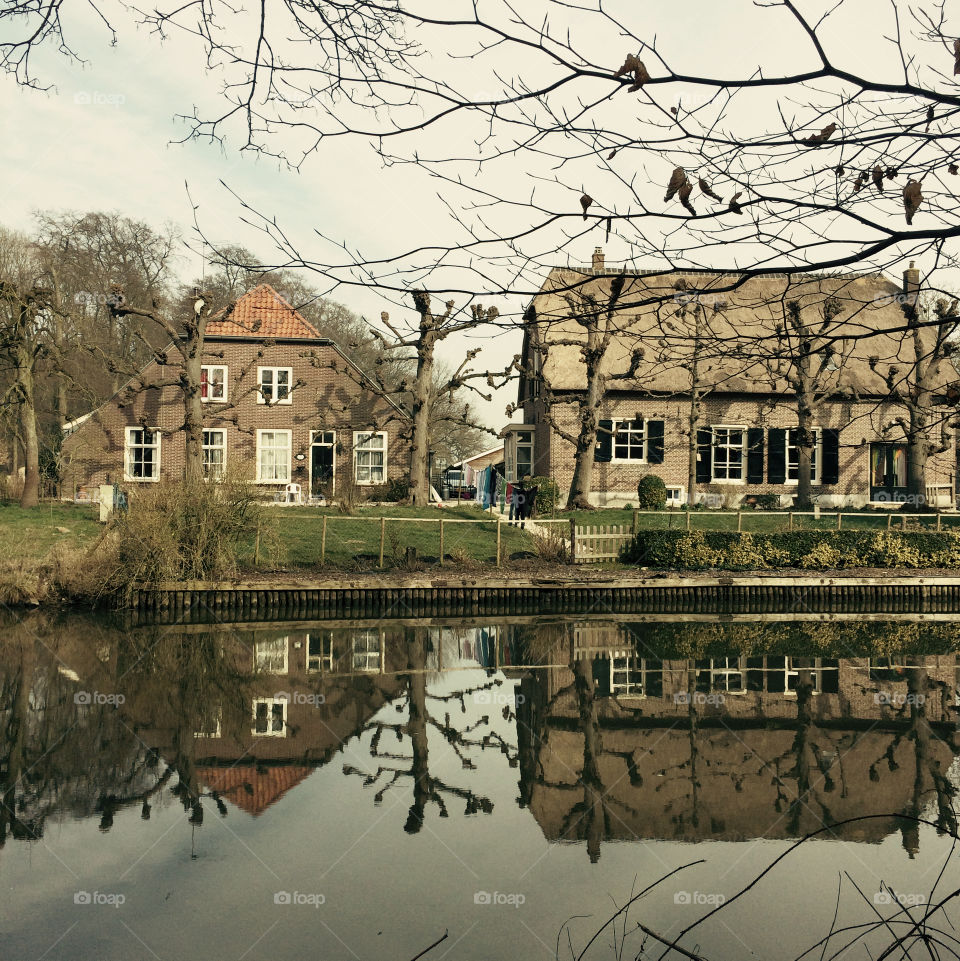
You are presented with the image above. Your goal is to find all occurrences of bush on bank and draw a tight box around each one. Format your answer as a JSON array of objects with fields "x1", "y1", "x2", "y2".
[{"x1": 619, "y1": 529, "x2": 960, "y2": 571}]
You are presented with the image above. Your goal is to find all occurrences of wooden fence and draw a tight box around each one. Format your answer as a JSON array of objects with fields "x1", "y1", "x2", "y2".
[{"x1": 569, "y1": 523, "x2": 634, "y2": 563}]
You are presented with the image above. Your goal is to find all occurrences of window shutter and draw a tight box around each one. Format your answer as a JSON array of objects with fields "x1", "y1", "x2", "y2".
[
  {"x1": 822, "y1": 429, "x2": 840, "y2": 484},
  {"x1": 767, "y1": 428, "x2": 787, "y2": 484},
  {"x1": 696, "y1": 428, "x2": 712, "y2": 483},
  {"x1": 594, "y1": 419, "x2": 613, "y2": 462},
  {"x1": 647, "y1": 420, "x2": 664, "y2": 464},
  {"x1": 747, "y1": 429, "x2": 765, "y2": 484}
]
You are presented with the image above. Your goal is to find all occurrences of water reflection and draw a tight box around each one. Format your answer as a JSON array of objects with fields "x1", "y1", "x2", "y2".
[{"x1": 2, "y1": 613, "x2": 958, "y2": 861}]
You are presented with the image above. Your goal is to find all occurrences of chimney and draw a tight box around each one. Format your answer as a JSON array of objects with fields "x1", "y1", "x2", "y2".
[
  {"x1": 592, "y1": 246, "x2": 605, "y2": 273},
  {"x1": 902, "y1": 260, "x2": 920, "y2": 305}
]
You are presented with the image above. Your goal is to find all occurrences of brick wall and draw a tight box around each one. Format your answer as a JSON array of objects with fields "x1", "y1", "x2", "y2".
[
  {"x1": 61, "y1": 338, "x2": 410, "y2": 496},
  {"x1": 525, "y1": 392, "x2": 955, "y2": 507}
]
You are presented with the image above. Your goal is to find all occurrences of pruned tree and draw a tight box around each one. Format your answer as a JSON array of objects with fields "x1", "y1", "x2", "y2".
[
  {"x1": 524, "y1": 271, "x2": 646, "y2": 509},
  {"x1": 871, "y1": 292, "x2": 960, "y2": 506},
  {"x1": 361, "y1": 294, "x2": 508, "y2": 505}
]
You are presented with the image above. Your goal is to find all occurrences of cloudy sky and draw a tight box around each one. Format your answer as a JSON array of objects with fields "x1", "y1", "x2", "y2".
[{"x1": 2, "y1": 0, "x2": 951, "y2": 427}]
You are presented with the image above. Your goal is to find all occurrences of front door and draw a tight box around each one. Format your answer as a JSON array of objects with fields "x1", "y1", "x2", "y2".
[
  {"x1": 870, "y1": 443, "x2": 908, "y2": 503},
  {"x1": 310, "y1": 431, "x2": 335, "y2": 499}
]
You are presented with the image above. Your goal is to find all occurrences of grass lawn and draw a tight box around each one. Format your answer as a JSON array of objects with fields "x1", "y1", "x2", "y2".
[
  {"x1": 0, "y1": 503, "x2": 101, "y2": 561},
  {"x1": 248, "y1": 502, "x2": 535, "y2": 568}
]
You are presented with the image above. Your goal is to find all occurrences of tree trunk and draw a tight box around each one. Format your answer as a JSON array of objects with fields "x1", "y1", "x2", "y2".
[
  {"x1": 17, "y1": 349, "x2": 40, "y2": 508},
  {"x1": 795, "y1": 376, "x2": 815, "y2": 511},
  {"x1": 183, "y1": 344, "x2": 204, "y2": 481},
  {"x1": 687, "y1": 392, "x2": 700, "y2": 508},
  {"x1": 573, "y1": 657, "x2": 605, "y2": 863},
  {"x1": 566, "y1": 347, "x2": 603, "y2": 510},
  {"x1": 409, "y1": 336, "x2": 435, "y2": 506}
]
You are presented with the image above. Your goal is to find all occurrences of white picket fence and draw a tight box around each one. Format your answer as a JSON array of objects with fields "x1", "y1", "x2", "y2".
[{"x1": 571, "y1": 523, "x2": 634, "y2": 563}]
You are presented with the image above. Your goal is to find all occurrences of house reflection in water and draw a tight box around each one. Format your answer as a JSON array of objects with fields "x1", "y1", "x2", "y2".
[{"x1": 515, "y1": 623, "x2": 960, "y2": 861}]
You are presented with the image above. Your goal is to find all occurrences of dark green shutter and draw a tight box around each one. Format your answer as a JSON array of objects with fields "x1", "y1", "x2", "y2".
[
  {"x1": 594, "y1": 419, "x2": 613, "y2": 462},
  {"x1": 647, "y1": 420, "x2": 664, "y2": 464},
  {"x1": 768, "y1": 428, "x2": 787, "y2": 483},
  {"x1": 822, "y1": 429, "x2": 840, "y2": 484},
  {"x1": 747, "y1": 429, "x2": 765, "y2": 484},
  {"x1": 696, "y1": 428, "x2": 712, "y2": 483}
]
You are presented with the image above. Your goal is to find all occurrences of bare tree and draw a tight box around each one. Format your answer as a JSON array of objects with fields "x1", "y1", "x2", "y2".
[{"x1": 871, "y1": 292, "x2": 960, "y2": 505}]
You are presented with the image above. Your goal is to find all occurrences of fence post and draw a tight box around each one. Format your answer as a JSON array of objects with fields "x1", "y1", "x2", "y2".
[
  {"x1": 569, "y1": 517, "x2": 577, "y2": 564},
  {"x1": 496, "y1": 518, "x2": 502, "y2": 567},
  {"x1": 439, "y1": 519, "x2": 445, "y2": 565},
  {"x1": 938, "y1": 513, "x2": 943, "y2": 532},
  {"x1": 737, "y1": 511, "x2": 742, "y2": 533},
  {"x1": 632, "y1": 509, "x2": 639, "y2": 535},
  {"x1": 902, "y1": 514, "x2": 907, "y2": 531},
  {"x1": 254, "y1": 517, "x2": 261, "y2": 566},
  {"x1": 321, "y1": 514, "x2": 327, "y2": 565},
  {"x1": 379, "y1": 516, "x2": 386, "y2": 567},
  {"x1": 788, "y1": 512, "x2": 794, "y2": 531},
  {"x1": 837, "y1": 512, "x2": 842, "y2": 531},
  {"x1": 887, "y1": 513, "x2": 892, "y2": 531},
  {"x1": 686, "y1": 511, "x2": 691, "y2": 532}
]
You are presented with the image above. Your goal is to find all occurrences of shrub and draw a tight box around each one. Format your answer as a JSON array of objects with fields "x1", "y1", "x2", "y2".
[
  {"x1": 672, "y1": 530, "x2": 723, "y2": 570},
  {"x1": 383, "y1": 477, "x2": 411, "y2": 502},
  {"x1": 636, "y1": 474, "x2": 667, "y2": 510},
  {"x1": 73, "y1": 473, "x2": 269, "y2": 597},
  {"x1": 620, "y1": 528, "x2": 960, "y2": 572},
  {"x1": 530, "y1": 528, "x2": 569, "y2": 563},
  {"x1": 529, "y1": 476, "x2": 560, "y2": 514}
]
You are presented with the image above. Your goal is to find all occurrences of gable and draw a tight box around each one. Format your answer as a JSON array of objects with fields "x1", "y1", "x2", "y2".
[{"x1": 207, "y1": 283, "x2": 323, "y2": 340}]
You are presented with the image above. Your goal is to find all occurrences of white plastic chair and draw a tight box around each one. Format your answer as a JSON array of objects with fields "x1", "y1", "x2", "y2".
[{"x1": 284, "y1": 483, "x2": 302, "y2": 504}]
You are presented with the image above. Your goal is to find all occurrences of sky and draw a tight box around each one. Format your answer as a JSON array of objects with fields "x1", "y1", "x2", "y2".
[{"x1": 1, "y1": 0, "x2": 956, "y2": 429}]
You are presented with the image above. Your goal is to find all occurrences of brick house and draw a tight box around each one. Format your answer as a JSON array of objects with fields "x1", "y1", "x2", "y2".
[
  {"x1": 513, "y1": 253, "x2": 958, "y2": 507},
  {"x1": 61, "y1": 284, "x2": 410, "y2": 499}
]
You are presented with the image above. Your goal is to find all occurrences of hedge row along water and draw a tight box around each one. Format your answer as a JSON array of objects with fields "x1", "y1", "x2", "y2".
[{"x1": 620, "y1": 529, "x2": 960, "y2": 570}]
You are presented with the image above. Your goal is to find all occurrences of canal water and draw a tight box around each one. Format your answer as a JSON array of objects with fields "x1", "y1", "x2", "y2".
[{"x1": 2, "y1": 611, "x2": 959, "y2": 960}]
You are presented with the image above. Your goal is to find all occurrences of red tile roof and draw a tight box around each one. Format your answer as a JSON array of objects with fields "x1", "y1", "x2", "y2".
[
  {"x1": 205, "y1": 283, "x2": 323, "y2": 340},
  {"x1": 198, "y1": 764, "x2": 314, "y2": 817}
]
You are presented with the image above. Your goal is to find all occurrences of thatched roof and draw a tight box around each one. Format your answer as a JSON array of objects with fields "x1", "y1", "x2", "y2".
[{"x1": 528, "y1": 268, "x2": 955, "y2": 398}]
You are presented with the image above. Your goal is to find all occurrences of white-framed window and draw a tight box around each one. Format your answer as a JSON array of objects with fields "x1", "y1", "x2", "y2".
[
  {"x1": 711, "y1": 426, "x2": 746, "y2": 482},
  {"x1": 252, "y1": 698, "x2": 287, "y2": 737},
  {"x1": 201, "y1": 365, "x2": 228, "y2": 402},
  {"x1": 786, "y1": 428, "x2": 822, "y2": 485},
  {"x1": 124, "y1": 427, "x2": 160, "y2": 481},
  {"x1": 202, "y1": 429, "x2": 226, "y2": 479},
  {"x1": 612, "y1": 418, "x2": 646, "y2": 462},
  {"x1": 516, "y1": 430, "x2": 534, "y2": 479},
  {"x1": 352, "y1": 629, "x2": 382, "y2": 672},
  {"x1": 257, "y1": 366, "x2": 293, "y2": 405},
  {"x1": 253, "y1": 636, "x2": 289, "y2": 674},
  {"x1": 665, "y1": 485, "x2": 686, "y2": 507},
  {"x1": 306, "y1": 632, "x2": 334, "y2": 673},
  {"x1": 354, "y1": 432, "x2": 387, "y2": 484},
  {"x1": 610, "y1": 656, "x2": 662, "y2": 697},
  {"x1": 257, "y1": 430, "x2": 291, "y2": 483},
  {"x1": 194, "y1": 706, "x2": 222, "y2": 739},
  {"x1": 696, "y1": 656, "x2": 745, "y2": 693}
]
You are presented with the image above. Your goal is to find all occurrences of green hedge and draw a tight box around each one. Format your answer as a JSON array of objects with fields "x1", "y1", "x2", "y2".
[{"x1": 620, "y1": 529, "x2": 960, "y2": 571}]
